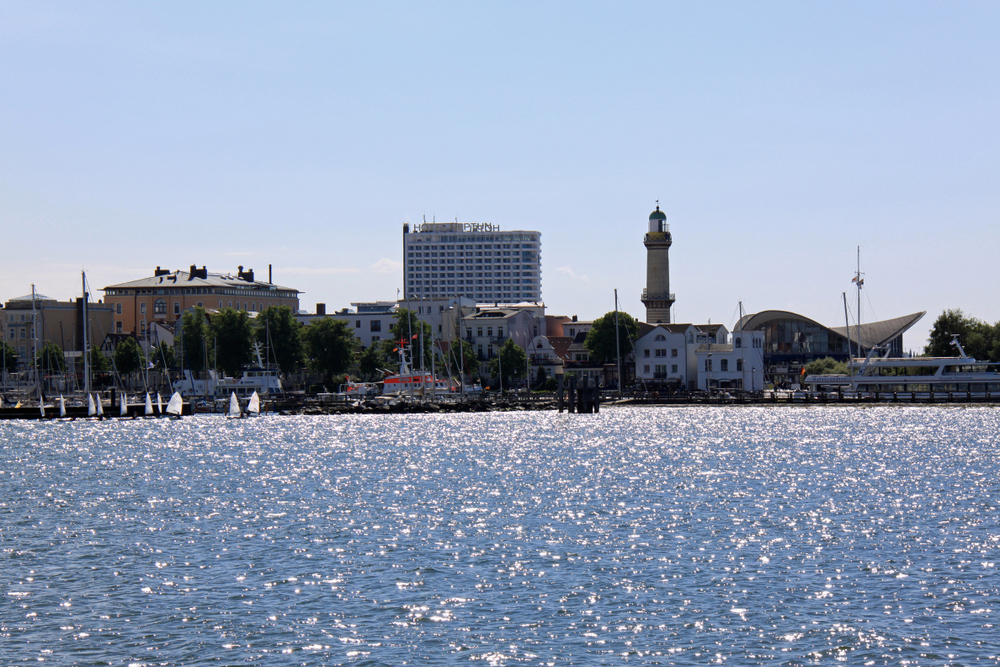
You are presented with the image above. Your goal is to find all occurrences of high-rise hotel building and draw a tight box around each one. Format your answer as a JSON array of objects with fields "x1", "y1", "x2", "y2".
[{"x1": 403, "y1": 221, "x2": 542, "y2": 302}]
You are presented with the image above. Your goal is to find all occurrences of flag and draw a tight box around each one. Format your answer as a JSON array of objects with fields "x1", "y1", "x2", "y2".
[
  {"x1": 851, "y1": 276, "x2": 858, "y2": 283},
  {"x1": 800, "y1": 367, "x2": 807, "y2": 377}
]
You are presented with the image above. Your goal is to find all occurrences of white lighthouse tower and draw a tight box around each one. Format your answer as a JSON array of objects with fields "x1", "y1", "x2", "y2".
[{"x1": 640, "y1": 203, "x2": 674, "y2": 323}]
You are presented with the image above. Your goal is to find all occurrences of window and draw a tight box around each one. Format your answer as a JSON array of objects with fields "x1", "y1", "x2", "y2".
[
  {"x1": 644, "y1": 349, "x2": 650, "y2": 357},
  {"x1": 116, "y1": 303, "x2": 122, "y2": 315},
  {"x1": 672, "y1": 349, "x2": 678, "y2": 357},
  {"x1": 154, "y1": 299, "x2": 167, "y2": 315},
  {"x1": 196, "y1": 302, "x2": 203, "y2": 307},
  {"x1": 116, "y1": 321, "x2": 123, "y2": 333},
  {"x1": 655, "y1": 334, "x2": 666, "y2": 341},
  {"x1": 720, "y1": 359, "x2": 729, "y2": 372},
  {"x1": 356, "y1": 320, "x2": 361, "y2": 328},
  {"x1": 497, "y1": 327, "x2": 503, "y2": 338},
  {"x1": 734, "y1": 337, "x2": 742, "y2": 348},
  {"x1": 174, "y1": 302, "x2": 180, "y2": 315},
  {"x1": 140, "y1": 302, "x2": 147, "y2": 315},
  {"x1": 736, "y1": 359, "x2": 743, "y2": 371},
  {"x1": 477, "y1": 327, "x2": 483, "y2": 337},
  {"x1": 671, "y1": 364, "x2": 678, "y2": 373},
  {"x1": 370, "y1": 320, "x2": 381, "y2": 332},
  {"x1": 655, "y1": 349, "x2": 666, "y2": 357},
  {"x1": 705, "y1": 359, "x2": 713, "y2": 371}
]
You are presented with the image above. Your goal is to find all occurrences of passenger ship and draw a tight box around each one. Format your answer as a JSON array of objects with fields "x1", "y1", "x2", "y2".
[{"x1": 805, "y1": 336, "x2": 1000, "y2": 399}]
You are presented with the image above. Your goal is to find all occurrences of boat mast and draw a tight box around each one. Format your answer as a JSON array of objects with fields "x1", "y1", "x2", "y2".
[
  {"x1": 843, "y1": 291, "x2": 855, "y2": 391},
  {"x1": 82, "y1": 272, "x2": 91, "y2": 396},
  {"x1": 31, "y1": 284, "x2": 39, "y2": 401},
  {"x1": 614, "y1": 289, "x2": 622, "y2": 400},
  {"x1": 854, "y1": 246, "x2": 863, "y2": 359}
]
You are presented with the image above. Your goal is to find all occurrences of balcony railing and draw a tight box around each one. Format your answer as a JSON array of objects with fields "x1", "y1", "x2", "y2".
[{"x1": 641, "y1": 289, "x2": 675, "y2": 302}]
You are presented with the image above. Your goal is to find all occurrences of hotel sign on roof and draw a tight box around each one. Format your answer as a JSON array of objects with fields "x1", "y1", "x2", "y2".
[{"x1": 412, "y1": 222, "x2": 499, "y2": 234}]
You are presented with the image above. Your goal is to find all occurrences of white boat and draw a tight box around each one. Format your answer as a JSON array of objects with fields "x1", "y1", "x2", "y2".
[
  {"x1": 165, "y1": 392, "x2": 183, "y2": 417},
  {"x1": 87, "y1": 393, "x2": 97, "y2": 417},
  {"x1": 59, "y1": 395, "x2": 66, "y2": 418},
  {"x1": 247, "y1": 391, "x2": 260, "y2": 416},
  {"x1": 215, "y1": 367, "x2": 283, "y2": 399},
  {"x1": 172, "y1": 370, "x2": 219, "y2": 398},
  {"x1": 156, "y1": 393, "x2": 164, "y2": 415},
  {"x1": 805, "y1": 335, "x2": 1000, "y2": 399},
  {"x1": 226, "y1": 391, "x2": 242, "y2": 418},
  {"x1": 144, "y1": 393, "x2": 153, "y2": 416},
  {"x1": 120, "y1": 395, "x2": 128, "y2": 417},
  {"x1": 95, "y1": 394, "x2": 104, "y2": 417}
]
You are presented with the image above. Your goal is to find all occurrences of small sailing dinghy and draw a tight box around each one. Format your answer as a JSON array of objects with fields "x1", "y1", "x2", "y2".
[
  {"x1": 165, "y1": 392, "x2": 183, "y2": 418},
  {"x1": 59, "y1": 396, "x2": 67, "y2": 418},
  {"x1": 226, "y1": 392, "x2": 242, "y2": 419},
  {"x1": 95, "y1": 393, "x2": 104, "y2": 419},
  {"x1": 88, "y1": 393, "x2": 97, "y2": 418},
  {"x1": 120, "y1": 394, "x2": 128, "y2": 417},
  {"x1": 144, "y1": 393, "x2": 153, "y2": 416},
  {"x1": 157, "y1": 393, "x2": 164, "y2": 416},
  {"x1": 247, "y1": 391, "x2": 261, "y2": 416}
]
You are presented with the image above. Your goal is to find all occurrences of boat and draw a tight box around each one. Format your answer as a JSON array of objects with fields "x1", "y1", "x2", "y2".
[
  {"x1": 226, "y1": 391, "x2": 242, "y2": 419},
  {"x1": 805, "y1": 335, "x2": 1000, "y2": 400},
  {"x1": 381, "y1": 345, "x2": 455, "y2": 397},
  {"x1": 144, "y1": 393, "x2": 153, "y2": 416},
  {"x1": 172, "y1": 370, "x2": 219, "y2": 398},
  {"x1": 165, "y1": 392, "x2": 183, "y2": 417},
  {"x1": 247, "y1": 391, "x2": 260, "y2": 416}
]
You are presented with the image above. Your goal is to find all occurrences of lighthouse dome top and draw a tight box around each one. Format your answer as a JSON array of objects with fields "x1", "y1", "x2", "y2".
[{"x1": 649, "y1": 206, "x2": 666, "y2": 221}]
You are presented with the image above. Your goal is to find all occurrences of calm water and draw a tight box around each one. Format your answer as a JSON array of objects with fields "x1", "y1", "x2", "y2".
[{"x1": 1, "y1": 406, "x2": 999, "y2": 665}]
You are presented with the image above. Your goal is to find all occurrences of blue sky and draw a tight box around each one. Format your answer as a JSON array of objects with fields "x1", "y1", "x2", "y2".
[{"x1": 3, "y1": 2, "x2": 998, "y2": 351}]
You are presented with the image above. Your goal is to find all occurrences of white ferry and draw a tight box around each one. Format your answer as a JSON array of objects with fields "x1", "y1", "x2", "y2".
[
  {"x1": 381, "y1": 346, "x2": 455, "y2": 397},
  {"x1": 805, "y1": 336, "x2": 1000, "y2": 399}
]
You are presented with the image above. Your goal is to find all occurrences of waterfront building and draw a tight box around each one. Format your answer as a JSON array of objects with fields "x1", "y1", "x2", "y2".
[
  {"x1": 641, "y1": 204, "x2": 675, "y2": 323},
  {"x1": 633, "y1": 322, "x2": 731, "y2": 391},
  {"x1": 461, "y1": 306, "x2": 540, "y2": 361},
  {"x1": 1, "y1": 292, "x2": 113, "y2": 374},
  {"x1": 695, "y1": 330, "x2": 766, "y2": 392},
  {"x1": 735, "y1": 310, "x2": 925, "y2": 386},
  {"x1": 297, "y1": 302, "x2": 397, "y2": 349},
  {"x1": 403, "y1": 221, "x2": 542, "y2": 303},
  {"x1": 103, "y1": 265, "x2": 300, "y2": 342}
]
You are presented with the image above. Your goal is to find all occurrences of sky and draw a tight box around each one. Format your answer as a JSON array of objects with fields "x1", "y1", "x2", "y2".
[{"x1": 3, "y1": 2, "x2": 999, "y2": 352}]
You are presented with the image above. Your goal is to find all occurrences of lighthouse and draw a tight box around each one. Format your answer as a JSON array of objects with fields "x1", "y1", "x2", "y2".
[{"x1": 641, "y1": 203, "x2": 674, "y2": 323}]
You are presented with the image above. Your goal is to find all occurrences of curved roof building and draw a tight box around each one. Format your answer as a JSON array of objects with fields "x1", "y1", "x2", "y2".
[{"x1": 734, "y1": 310, "x2": 925, "y2": 381}]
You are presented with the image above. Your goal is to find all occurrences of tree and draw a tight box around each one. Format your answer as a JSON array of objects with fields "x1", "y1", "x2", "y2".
[
  {"x1": 211, "y1": 308, "x2": 255, "y2": 377},
  {"x1": 358, "y1": 343, "x2": 387, "y2": 381},
  {"x1": 534, "y1": 365, "x2": 548, "y2": 388},
  {"x1": 446, "y1": 339, "x2": 479, "y2": 378},
  {"x1": 303, "y1": 317, "x2": 357, "y2": 384},
  {"x1": 804, "y1": 357, "x2": 848, "y2": 375},
  {"x1": 36, "y1": 341, "x2": 66, "y2": 374},
  {"x1": 1, "y1": 341, "x2": 17, "y2": 374},
  {"x1": 488, "y1": 338, "x2": 527, "y2": 388},
  {"x1": 89, "y1": 345, "x2": 111, "y2": 373},
  {"x1": 114, "y1": 336, "x2": 143, "y2": 382},
  {"x1": 151, "y1": 341, "x2": 175, "y2": 370},
  {"x1": 923, "y1": 309, "x2": 999, "y2": 361},
  {"x1": 585, "y1": 311, "x2": 640, "y2": 364},
  {"x1": 256, "y1": 305, "x2": 303, "y2": 375},
  {"x1": 179, "y1": 306, "x2": 211, "y2": 372}
]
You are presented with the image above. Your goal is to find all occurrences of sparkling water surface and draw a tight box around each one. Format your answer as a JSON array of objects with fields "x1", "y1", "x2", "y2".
[{"x1": 2, "y1": 406, "x2": 999, "y2": 665}]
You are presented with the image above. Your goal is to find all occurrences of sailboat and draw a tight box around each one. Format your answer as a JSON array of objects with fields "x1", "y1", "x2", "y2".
[
  {"x1": 144, "y1": 393, "x2": 153, "y2": 416},
  {"x1": 88, "y1": 393, "x2": 97, "y2": 418},
  {"x1": 120, "y1": 393, "x2": 128, "y2": 417},
  {"x1": 157, "y1": 393, "x2": 164, "y2": 416},
  {"x1": 165, "y1": 391, "x2": 183, "y2": 418},
  {"x1": 226, "y1": 391, "x2": 241, "y2": 419},
  {"x1": 247, "y1": 391, "x2": 260, "y2": 416},
  {"x1": 59, "y1": 396, "x2": 67, "y2": 418},
  {"x1": 95, "y1": 393, "x2": 104, "y2": 419}
]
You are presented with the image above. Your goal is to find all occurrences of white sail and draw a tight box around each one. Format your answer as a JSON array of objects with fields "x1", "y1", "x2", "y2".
[
  {"x1": 39, "y1": 401, "x2": 45, "y2": 417},
  {"x1": 144, "y1": 393, "x2": 153, "y2": 416},
  {"x1": 120, "y1": 394, "x2": 128, "y2": 416},
  {"x1": 247, "y1": 391, "x2": 260, "y2": 415},
  {"x1": 165, "y1": 392, "x2": 183, "y2": 416},
  {"x1": 95, "y1": 393, "x2": 104, "y2": 417},
  {"x1": 88, "y1": 393, "x2": 97, "y2": 417},
  {"x1": 59, "y1": 395, "x2": 67, "y2": 418},
  {"x1": 157, "y1": 393, "x2": 164, "y2": 415},
  {"x1": 227, "y1": 392, "x2": 241, "y2": 418}
]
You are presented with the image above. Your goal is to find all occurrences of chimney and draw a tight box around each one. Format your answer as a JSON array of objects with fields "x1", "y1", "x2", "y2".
[
  {"x1": 154, "y1": 266, "x2": 170, "y2": 277},
  {"x1": 188, "y1": 264, "x2": 197, "y2": 280},
  {"x1": 316, "y1": 303, "x2": 326, "y2": 316}
]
